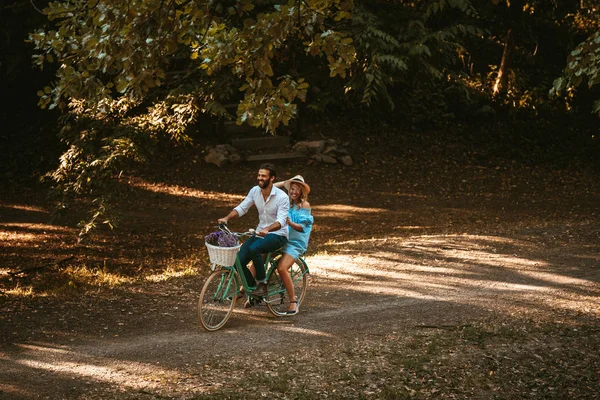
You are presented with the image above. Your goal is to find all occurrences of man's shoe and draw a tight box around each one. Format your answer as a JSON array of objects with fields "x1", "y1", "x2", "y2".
[{"x1": 250, "y1": 282, "x2": 268, "y2": 297}]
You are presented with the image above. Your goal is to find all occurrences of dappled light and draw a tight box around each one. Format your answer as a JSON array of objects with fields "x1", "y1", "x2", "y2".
[
  {"x1": 3, "y1": 0, "x2": 600, "y2": 395},
  {"x1": 2, "y1": 180, "x2": 599, "y2": 399},
  {"x1": 1, "y1": 204, "x2": 47, "y2": 213},
  {"x1": 8, "y1": 343, "x2": 189, "y2": 394},
  {"x1": 268, "y1": 325, "x2": 335, "y2": 337},
  {"x1": 312, "y1": 204, "x2": 388, "y2": 218},
  {"x1": 1, "y1": 284, "x2": 35, "y2": 297},
  {"x1": 0, "y1": 222, "x2": 69, "y2": 233},
  {"x1": 307, "y1": 232, "x2": 600, "y2": 320},
  {"x1": 1, "y1": 230, "x2": 39, "y2": 242},
  {"x1": 144, "y1": 266, "x2": 198, "y2": 283},
  {"x1": 127, "y1": 178, "x2": 245, "y2": 204},
  {"x1": 2, "y1": 137, "x2": 600, "y2": 399},
  {"x1": 0, "y1": 222, "x2": 70, "y2": 243}
]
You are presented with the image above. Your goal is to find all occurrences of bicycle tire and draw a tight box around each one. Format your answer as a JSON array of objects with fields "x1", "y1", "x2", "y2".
[
  {"x1": 266, "y1": 257, "x2": 309, "y2": 317},
  {"x1": 198, "y1": 269, "x2": 238, "y2": 331}
]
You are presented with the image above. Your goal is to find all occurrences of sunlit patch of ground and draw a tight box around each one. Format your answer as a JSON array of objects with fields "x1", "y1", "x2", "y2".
[
  {"x1": 2, "y1": 283, "x2": 35, "y2": 297},
  {"x1": 0, "y1": 204, "x2": 47, "y2": 213},
  {"x1": 0, "y1": 222, "x2": 66, "y2": 231},
  {"x1": 1, "y1": 157, "x2": 599, "y2": 400},
  {"x1": 312, "y1": 204, "x2": 388, "y2": 218},
  {"x1": 307, "y1": 233, "x2": 600, "y2": 319},
  {"x1": 144, "y1": 265, "x2": 199, "y2": 283},
  {"x1": 126, "y1": 178, "x2": 245, "y2": 203},
  {"x1": 0, "y1": 222, "x2": 71, "y2": 243},
  {"x1": 0, "y1": 231, "x2": 39, "y2": 242},
  {"x1": 7, "y1": 343, "x2": 193, "y2": 395}
]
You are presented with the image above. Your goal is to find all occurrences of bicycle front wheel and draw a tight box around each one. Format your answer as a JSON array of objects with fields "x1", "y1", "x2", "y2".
[
  {"x1": 266, "y1": 257, "x2": 309, "y2": 317},
  {"x1": 198, "y1": 269, "x2": 238, "y2": 331}
]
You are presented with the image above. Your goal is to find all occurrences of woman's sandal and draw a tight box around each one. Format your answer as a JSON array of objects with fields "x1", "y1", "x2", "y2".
[{"x1": 285, "y1": 300, "x2": 299, "y2": 316}]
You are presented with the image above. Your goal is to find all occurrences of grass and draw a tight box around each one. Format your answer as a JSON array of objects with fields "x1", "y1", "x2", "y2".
[
  {"x1": 185, "y1": 320, "x2": 599, "y2": 399},
  {"x1": 1, "y1": 254, "x2": 206, "y2": 298},
  {"x1": 144, "y1": 264, "x2": 199, "y2": 283},
  {"x1": 3, "y1": 282, "x2": 35, "y2": 297}
]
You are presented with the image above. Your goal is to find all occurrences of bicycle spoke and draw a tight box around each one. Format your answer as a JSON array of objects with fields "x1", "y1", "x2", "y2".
[{"x1": 198, "y1": 269, "x2": 237, "y2": 331}]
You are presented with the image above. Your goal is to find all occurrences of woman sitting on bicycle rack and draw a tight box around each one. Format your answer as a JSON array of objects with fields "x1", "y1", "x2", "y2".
[{"x1": 274, "y1": 175, "x2": 314, "y2": 316}]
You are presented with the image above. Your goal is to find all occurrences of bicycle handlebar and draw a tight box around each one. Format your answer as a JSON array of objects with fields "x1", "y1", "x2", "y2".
[{"x1": 218, "y1": 222, "x2": 256, "y2": 238}]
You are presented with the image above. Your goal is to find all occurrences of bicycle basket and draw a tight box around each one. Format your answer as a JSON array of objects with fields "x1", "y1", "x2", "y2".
[{"x1": 205, "y1": 242, "x2": 241, "y2": 267}]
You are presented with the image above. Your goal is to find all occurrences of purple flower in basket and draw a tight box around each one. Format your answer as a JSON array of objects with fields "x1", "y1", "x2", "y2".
[
  {"x1": 218, "y1": 233, "x2": 238, "y2": 247},
  {"x1": 204, "y1": 231, "x2": 221, "y2": 246},
  {"x1": 205, "y1": 231, "x2": 238, "y2": 247}
]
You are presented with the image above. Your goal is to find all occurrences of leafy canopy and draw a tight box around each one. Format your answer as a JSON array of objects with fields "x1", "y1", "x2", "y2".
[
  {"x1": 31, "y1": 0, "x2": 358, "y2": 131},
  {"x1": 30, "y1": 0, "x2": 357, "y2": 236},
  {"x1": 30, "y1": 0, "x2": 481, "y2": 237},
  {"x1": 552, "y1": 30, "x2": 600, "y2": 116}
]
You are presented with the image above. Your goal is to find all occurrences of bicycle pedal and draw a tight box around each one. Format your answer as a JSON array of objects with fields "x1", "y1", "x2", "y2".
[{"x1": 244, "y1": 297, "x2": 263, "y2": 308}]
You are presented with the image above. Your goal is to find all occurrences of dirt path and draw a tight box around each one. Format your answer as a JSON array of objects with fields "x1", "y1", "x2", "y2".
[{"x1": 1, "y1": 152, "x2": 599, "y2": 399}]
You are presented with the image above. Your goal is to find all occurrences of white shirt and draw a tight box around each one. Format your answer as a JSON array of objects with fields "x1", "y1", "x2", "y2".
[{"x1": 234, "y1": 185, "x2": 289, "y2": 238}]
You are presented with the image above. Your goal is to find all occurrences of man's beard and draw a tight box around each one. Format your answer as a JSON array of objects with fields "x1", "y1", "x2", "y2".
[{"x1": 258, "y1": 179, "x2": 269, "y2": 189}]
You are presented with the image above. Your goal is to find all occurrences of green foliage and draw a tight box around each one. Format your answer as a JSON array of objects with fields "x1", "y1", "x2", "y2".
[
  {"x1": 552, "y1": 30, "x2": 600, "y2": 116},
  {"x1": 346, "y1": 6, "x2": 407, "y2": 109},
  {"x1": 30, "y1": 0, "x2": 359, "y2": 237},
  {"x1": 26, "y1": 0, "x2": 597, "y2": 238},
  {"x1": 549, "y1": 3, "x2": 600, "y2": 122},
  {"x1": 29, "y1": 0, "x2": 487, "y2": 237},
  {"x1": 30, "y1": 0, "x2": 356, "y2": 131},
  {"x1": 338, "y1": 0, "x2": 483, "y2": 113}
]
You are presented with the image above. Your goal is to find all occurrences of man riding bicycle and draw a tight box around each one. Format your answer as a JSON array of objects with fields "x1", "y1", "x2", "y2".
[{"x1": 217, "y1": 163, "x2": 289, "y2": 297}]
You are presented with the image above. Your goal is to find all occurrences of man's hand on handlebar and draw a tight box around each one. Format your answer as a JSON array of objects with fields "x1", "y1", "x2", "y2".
[
  {"x1": 217, "y1": 219, "x2": 234, "y2": 235},
  {"x1": 257, "y1": 228, "x2": 269, "y2": 237}
]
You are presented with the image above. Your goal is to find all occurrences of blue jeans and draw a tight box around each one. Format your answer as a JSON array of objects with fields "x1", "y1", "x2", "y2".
[{"x1": 237, "y1": 234, "x2": 287, "y2": 286}]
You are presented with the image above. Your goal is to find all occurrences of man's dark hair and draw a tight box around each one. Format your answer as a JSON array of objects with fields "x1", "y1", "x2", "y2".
[{"x1": 259, "y1": 163, "x2": 276, "y2": 178}]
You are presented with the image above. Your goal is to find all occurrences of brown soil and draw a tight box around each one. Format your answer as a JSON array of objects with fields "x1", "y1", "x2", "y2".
[{"x1": 1, "y1": 132, "x2": 599, "y2": 399}]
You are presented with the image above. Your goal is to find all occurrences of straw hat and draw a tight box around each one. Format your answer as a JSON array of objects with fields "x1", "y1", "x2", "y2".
[{"x1": 283, "y1": 175, "x2": 311, "y2": 195}]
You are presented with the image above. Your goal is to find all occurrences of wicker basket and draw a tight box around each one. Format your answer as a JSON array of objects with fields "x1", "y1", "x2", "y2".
[{"x1": 205, "y1": 242, "x2": 241, "y2": 267}]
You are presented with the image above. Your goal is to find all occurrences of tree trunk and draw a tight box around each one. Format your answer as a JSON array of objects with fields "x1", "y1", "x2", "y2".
[
  {"x1": 493, "y1": 27, "x2": 515, "y2": 96},
  {"x1": 492, "y1": 0, "x2": 524, "y2": 97}
]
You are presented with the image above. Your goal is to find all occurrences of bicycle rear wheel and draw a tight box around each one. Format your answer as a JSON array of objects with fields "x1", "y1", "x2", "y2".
[
  {"x1": 266, "y1": 257, "x2": 309, "y2": 317},
  {"x1": 198, "y1": 269, "x2": 238, "y2": 331}
]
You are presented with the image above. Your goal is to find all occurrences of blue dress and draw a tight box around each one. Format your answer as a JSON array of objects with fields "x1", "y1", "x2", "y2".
[{"x1": 282, "y1": 206, "x2": 314, "y2": 259}]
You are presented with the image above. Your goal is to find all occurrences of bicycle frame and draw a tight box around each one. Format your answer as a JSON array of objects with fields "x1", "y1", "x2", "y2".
[
  {"x1": 214, "y1": 224, "x2": 301, "y2": 301},
  {"x1": 215, "y1": 248, "x2": 308, "y2": 304},
  {"x1": 198, "y1": 224, "x2": 310, "y2": 330}
]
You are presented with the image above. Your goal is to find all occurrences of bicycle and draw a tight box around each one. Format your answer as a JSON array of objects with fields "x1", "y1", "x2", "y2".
[{"x1": 198, "y1": 224, "x2": 310, "y2": 331}]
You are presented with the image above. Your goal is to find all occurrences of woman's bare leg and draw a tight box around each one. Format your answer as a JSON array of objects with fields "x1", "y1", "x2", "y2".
[{"x1": 277, "y1": 254, "x2": 297, "y2": 312}]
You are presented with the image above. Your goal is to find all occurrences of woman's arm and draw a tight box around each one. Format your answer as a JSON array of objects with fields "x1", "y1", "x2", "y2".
[
  {"x1": 287, "y1": 202, "x2": 311, "y2": 232},
  {"x1": 287, "y1": 217, "x2": 304, "y2": 232}
]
